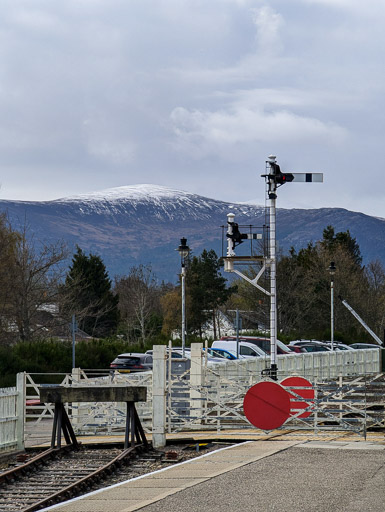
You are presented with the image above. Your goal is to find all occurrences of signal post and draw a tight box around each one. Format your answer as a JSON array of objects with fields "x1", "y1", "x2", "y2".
[{"x1": 224, "y1": 155, "x2": 323, "y2": 379}]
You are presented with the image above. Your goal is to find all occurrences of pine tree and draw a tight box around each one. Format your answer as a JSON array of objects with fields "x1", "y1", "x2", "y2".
[
  {"x1": 186, "y1": 249, "x2": 236, "y2": 338},
  {"x1": 276, "y1": 227, "x2": 366, "y2": 340},
  {"x1": 63, "y1": 247, "x2": 119, "y2": 338},
  {"x1": 321, "y1": 225, "x2": 362, "y2": 266}
]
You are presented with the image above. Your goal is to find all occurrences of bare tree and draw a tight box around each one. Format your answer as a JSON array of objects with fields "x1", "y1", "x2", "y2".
[
  {"x1": 6, "y1": 224, "x2": 68, "y2": 342},
  {"x1": 160, "y1": 285, "x2": 180, "y2": 337},
  {"x1": 115, "y1": 265, "x2": 161, "y2": 346},
  {"x1": 0, "y1": 214, "x2": 21, "y2": 342},
  {"x1": 363, "y1": 260, "x2": 385, "y2": 339}
]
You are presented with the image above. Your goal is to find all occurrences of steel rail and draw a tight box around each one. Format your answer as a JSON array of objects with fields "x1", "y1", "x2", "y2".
[
  {"x1": 22, "y1": 444, "x2": 145, "y2": 512},
  {"x1": 0, "y1": 443, "x2": 148, "y2": 512},
  {"x1": 0, "y1": 446, "x2": 74, "y2": 485}
]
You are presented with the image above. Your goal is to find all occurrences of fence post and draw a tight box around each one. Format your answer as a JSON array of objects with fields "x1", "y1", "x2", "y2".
[
  {"x1": 190, "y1": 343, "x2": 203, "y2": 423},
  {"x1": 71, "y1": 367, "x2": 81, "y2": 384},
  {"x1": 16, "y1": 372, "x2": 25, "y2": 451},
  {"x1": 152, "y1": 345, "x2": 167, "y2": 449},
  {"x1": 381, "y1": 348, "x2": 385, "y2": 372},
  {"x1": 71, "y1": 368, "x2": 82, "y2": 428},
  {"x1": 313, "y1": 378, "x2": 318, "y2": 434}
]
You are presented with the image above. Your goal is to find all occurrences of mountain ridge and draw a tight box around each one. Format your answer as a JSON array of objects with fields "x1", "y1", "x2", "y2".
[{"x1": 0, "y1": 184, "x2": 384, "y2": 282}]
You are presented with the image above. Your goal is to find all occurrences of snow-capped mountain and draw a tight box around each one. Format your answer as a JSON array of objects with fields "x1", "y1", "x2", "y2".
[
  {"x1": 1, "y1": 184, "x2": 385, "y2": 282},
  {"x1": 55, "y1": 184, "x2": 265, "y2": 221}
]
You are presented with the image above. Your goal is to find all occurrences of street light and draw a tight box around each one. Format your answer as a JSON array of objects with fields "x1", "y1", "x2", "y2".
[
  {"x1": 177, "y1": 238, "x2": 190, "y2": 357},
  {"x1": 329, "y1": 261, "x2": 336, "y2": 350}
]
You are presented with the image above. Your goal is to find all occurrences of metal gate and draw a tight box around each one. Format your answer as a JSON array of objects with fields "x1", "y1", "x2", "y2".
[{"x1": 166, "y1": 357, "x2": 385, "y2": 436}]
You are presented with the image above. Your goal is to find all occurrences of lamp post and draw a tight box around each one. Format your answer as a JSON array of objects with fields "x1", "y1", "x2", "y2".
[
  {"x1": 71, "y1": 314, "x2": 77, "y2": 369},
  {"x1": 177, "y1": 238, "x2": 190, "y2": 357},
  {"x1": 329, "y1": 261, "x2": 336, "y2": 350}
]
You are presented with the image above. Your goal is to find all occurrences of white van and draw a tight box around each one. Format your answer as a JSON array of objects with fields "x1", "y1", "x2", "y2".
[
  {"x1": 219, "y1": 336, "x2": 292, "y2": 355},
  {"x1": 211, "y1": 339, "x2": 267, "y2": 358}
]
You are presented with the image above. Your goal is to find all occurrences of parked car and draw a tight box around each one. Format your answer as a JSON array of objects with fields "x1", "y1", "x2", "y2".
[
  {"x1": 146, "y1": 348, "x2": 190, "y2": 359},
  {"x1": 220, "y1": 336, "x2": 292, "y2": 355},
  {"x1": 212, "y1": 339, "x2": 267, "y2": 358},
  {"x1": 171, "y1": 348, "x2": 226, "y2": 365},
  {"x1": 290, "y1": 343, "x2": 331, "y2": 353},
  {"x1": 322, "y1": 342, "x2": 355, "y2": 351},
  {"x1": 289, "y1": 340, "x2": 328, "y2": 348},
  {"x1": 110, "y1": 353, "x2": 153, "y2": 373},
  {"x1": 145, "y1": 347, "x2": 226, "y2": 365},
  {"x1": 204, "y1": 347, "x2": 240, "y2": 360},
  {"x1": 289, "y1": 340, "x2": 353, "y2": 351},
  {"x1": 349, "y1": 343, "x2": 381, "y2": 350}
]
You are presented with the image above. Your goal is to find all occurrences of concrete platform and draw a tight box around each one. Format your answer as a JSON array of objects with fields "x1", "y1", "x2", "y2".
[
  {"x1": 40, "y1": 433, "x2": 385, "y2": 512},
  {"x1": 23, "y1": 419, "x2": 385, "y2": 512},
  {"x1": 41, "y1": 440, "x2": 300, "y2": 512}
]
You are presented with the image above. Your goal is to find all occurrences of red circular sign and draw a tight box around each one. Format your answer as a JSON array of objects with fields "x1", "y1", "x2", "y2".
[
  {"x1": 281, "y1": 376, "x2": 314, "y2": 418},
  {"x1": 243, "y1": 381, "x2": 291, "y2": 430}
]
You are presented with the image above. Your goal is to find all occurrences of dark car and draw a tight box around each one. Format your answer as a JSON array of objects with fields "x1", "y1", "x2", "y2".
[
  {"x1": 349, "y1": 343, "x2": 381, "y2": 350},
  {"x1": 289, "y1": 340, "x2": 352, "y2": 352},
  {"x1": 294, "y1": 343, "x2": 331, "y2": 353},
  {"x1": 145, "y1": 348, "x2": 190, "y2": 359},
  {"x1": 110, "y1": 353, "x2": 153, "y2": 373}
]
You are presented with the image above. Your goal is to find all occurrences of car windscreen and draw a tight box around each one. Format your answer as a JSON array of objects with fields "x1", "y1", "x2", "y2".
[
  {"x1": 237, "y1": 338, "x2": 290, "y2": 355},
  {"x1": 209, "y1": 349, "x2": 232, "y2": 359},
  {"x1": 240, "y1": 346, "x2": 261, "y2": 356},
  {"x1": 241, "y1": 339, "x2": 270, "y2": 354}
]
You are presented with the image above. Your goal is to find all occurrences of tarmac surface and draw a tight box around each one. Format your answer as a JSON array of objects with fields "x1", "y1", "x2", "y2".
[{"x1": 38, "y1": 431, "x2": 385, "y2": 512}]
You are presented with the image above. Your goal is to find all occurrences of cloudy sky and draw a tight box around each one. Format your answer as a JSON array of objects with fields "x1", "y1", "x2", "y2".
[{"x1": 0, "y1": 0, "x2": 384, "y2": 216}]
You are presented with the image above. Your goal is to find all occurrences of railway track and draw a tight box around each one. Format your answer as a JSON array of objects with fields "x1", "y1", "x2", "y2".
[{"x1": 0, "y1": 442, "x2": 155, "y2": 512}]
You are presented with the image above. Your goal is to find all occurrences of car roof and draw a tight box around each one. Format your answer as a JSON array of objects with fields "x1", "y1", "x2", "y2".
[
  {"x1": 298, "y1": 344, "x2": 331, "y2": 351},
  {"x1": 289, "y1": 340, "x2": 328, "y2": 345},
  {"x1": 145, "y1": 347, "x2": 191, "y2": 353},
  {"x1": 116, "y1": 353, "x2": 144, "y2": 357},
  {"x1": 221, "y1": 335, "x2": 288, "y2": 346}
]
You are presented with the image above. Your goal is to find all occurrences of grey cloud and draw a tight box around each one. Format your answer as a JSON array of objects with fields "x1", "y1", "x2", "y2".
[{"x1": 0, "y1": 0, "x2": 383, "y2": 218}]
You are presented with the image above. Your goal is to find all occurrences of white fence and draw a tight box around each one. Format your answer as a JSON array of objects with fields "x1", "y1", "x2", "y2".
[
  {"x1": 214, "y1": 348, "x2": 381, "y2": 381},
  {"x1": 0, "y1": 374, "x2": 24, "y2": 453},
  {"x1": 0, "y1": 346, "x2": 382, "y2": 453}
]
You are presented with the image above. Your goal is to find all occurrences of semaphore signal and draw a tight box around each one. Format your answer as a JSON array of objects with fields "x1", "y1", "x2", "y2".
[
  {"x1": 224, "y1": 155, "x2": 323, "y2": 380},
  {"x1": 261, "y1": 156, "x2": 323, "y2": 196}
]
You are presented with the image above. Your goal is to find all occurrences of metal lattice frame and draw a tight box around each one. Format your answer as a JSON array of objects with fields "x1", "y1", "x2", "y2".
[{"x1": 166, "y1": 363, "x2": 385, "y2": 435}]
